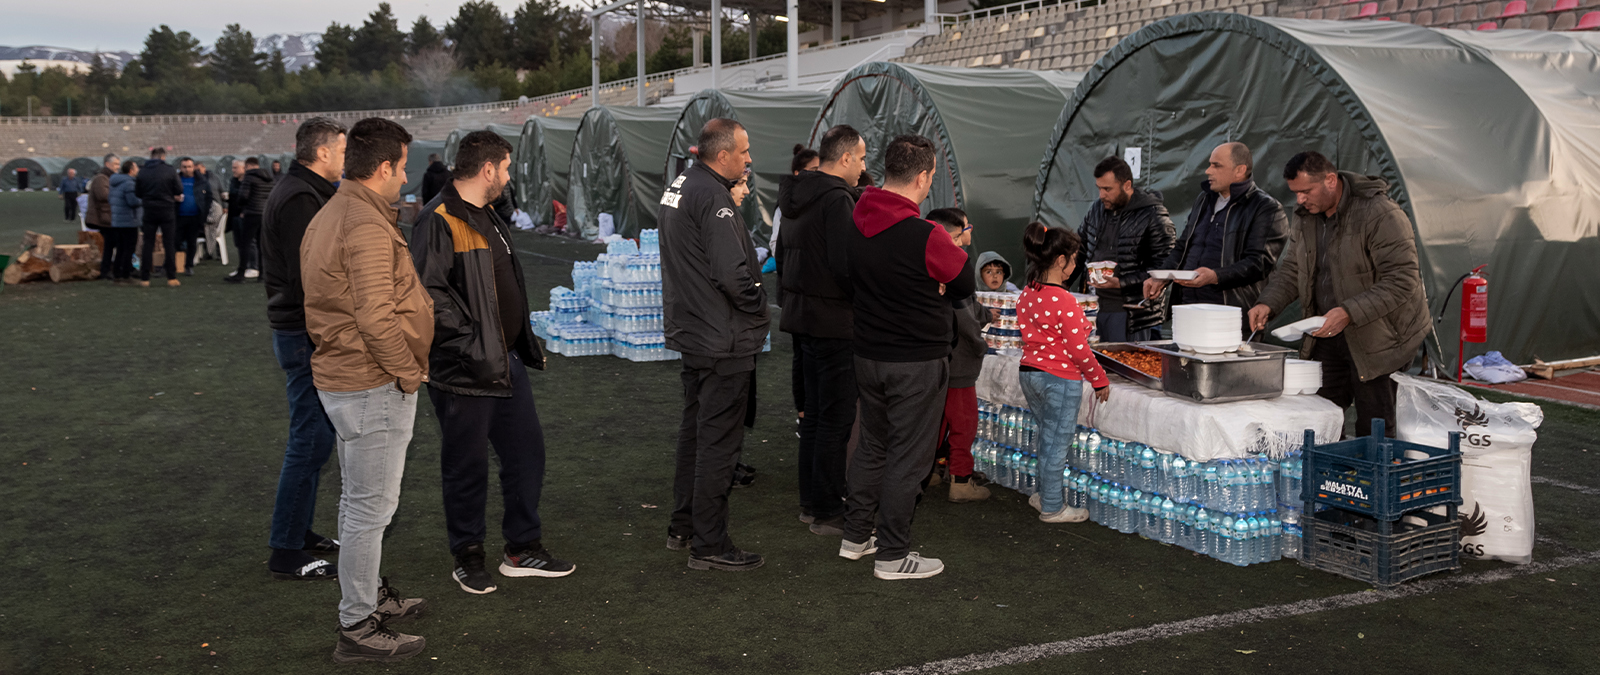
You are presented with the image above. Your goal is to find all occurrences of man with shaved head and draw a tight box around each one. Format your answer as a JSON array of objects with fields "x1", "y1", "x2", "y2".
[{"x1": 1145, "y1": 141, "x2": 1287, "y2": 328}]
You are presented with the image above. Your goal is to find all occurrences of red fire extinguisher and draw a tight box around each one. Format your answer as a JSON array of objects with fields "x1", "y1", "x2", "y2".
[{"x1": 1458, "y1": 264, "x2": 1488, "y2": 381}]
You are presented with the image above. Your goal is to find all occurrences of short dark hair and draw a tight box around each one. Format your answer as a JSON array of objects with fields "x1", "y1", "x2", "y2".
[
  {"x1": 818, "y1": 125, "x2": 862, "y2": 164},
  {"x1": 295, "y1": 117, "x2": 348, "y2": 165},
  {"x1": 149, "y1": 147, "x2": 167, "y2": 158},
  {"x1": 428, "y1": 153, "x2": 441, "y2": 164},
  {"x1": 790, "y1": 144, "x2": 820, "y2": 174},
  {"x1": 1022, "y1": 221, "x2": 1082, "y2": 287},
  {"x1": 926, "y1": 207, "x2": 968, "y2": 232},
  {"x1": 883, "y1": 134, "x2": 936, "y2": 185},
  {"x1": 345, "y1": 118, "x2": 413, "y2": 181},
  {"x1": 120, "y1": 159, "x2": 136, "y2": 174},
  {"x1": 178, "y1": 156, "x2": 193, "y2": 165},
  {"x1": 1225, "y1": 142, "x2": 1253, "y2": 174},
  {"x1": 1094, "y1": 156, "x2": 1132, "y2": 184},
  {"x1": 697, "y1": 118, "x2": 745, "y2": 163},
  {"x1": 1284, "y1": 151, "x2": 1337, "y2": 181},
  {"x1": 450, "y1": 130, "x2": 513, "y2": 180},
  {"x1": 857, "y1": 171, "x2": 875, "y2": 188},
  {"x1": 244, "y1": 157, "x2": 260, "y2": 167}
]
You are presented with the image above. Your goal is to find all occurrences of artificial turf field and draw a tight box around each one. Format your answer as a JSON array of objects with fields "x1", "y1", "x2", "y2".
[{"x1": 1, "y1": 191, "x2": 1597, "y2": 674}]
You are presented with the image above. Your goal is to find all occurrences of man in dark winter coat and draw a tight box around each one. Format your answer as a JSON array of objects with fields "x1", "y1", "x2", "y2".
[
  {"x1": 775, "y1": 124, "x2": 866, "y2": 534},
  {"x1": 1078, "y1": 156, "x2": 1175, "y2": 342},
  {"x1": 260, "y1": 117, "x2": 347, "y2": 581},
  {"x1": 134, "y1": 148, "x2": 183, "y2": 286},
  {"x1": 659, "y1": 119, "x2": 770, "y2": 573},
  {"x1": 175, "y1": 157, "x2": 215, "y2": 275},
  {"x1": 420, "y1": 154, "x2": 450, "y2": 204},
  {"x1": 227, "y1": 157, "x2": 275, "y2": 282},
  {"x1": 1145, "y1": 143, "x2": 1287, "y2": 326},
  {"x1": 412, "y1": 131, "x2": 574, "y2": 595}
]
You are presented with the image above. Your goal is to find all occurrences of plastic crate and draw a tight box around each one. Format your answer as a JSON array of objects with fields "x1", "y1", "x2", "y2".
[
  {"x1": 1299, "y1": 506, "x2": 1460, "y2": 588},
  {"x1": 1301, "y1": 420, "x2": 1461, "y2": 521}
]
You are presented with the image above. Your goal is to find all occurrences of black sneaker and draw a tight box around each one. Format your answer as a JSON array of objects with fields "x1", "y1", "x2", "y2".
[
  {"x1": 451, "y1": 543, "x2": 498, "y2": 594},
  {"x1": 666, "y1": 534, "x2": 691, "y2": 551},
  {"x1": 223, "y1": 271, "x2": 244, "y2": 284},
  {"x1": 270, "y1": 557, "x2": 337, "y2": 581},
  {"x1": 808, "y1": 515, "x2": 845, "y2": 536},
  {"x1": 374, "y1": 577, "x2": 426, "y2": 624},
  {"x1": 303, "y1": 532, "x2": 340, "y2": 554},
  {"x1": 499, "y1": 544, "x2": 575, "y2": 578},
  {"x1": 333, "y1": 614, "x2": 425, "y2": 663},
  {"x1": 732, "y1": 463, "x2": 757, "y2": 489},
  {"x1": 687, "y1": 548, "x2": 764, "y2": 572}
]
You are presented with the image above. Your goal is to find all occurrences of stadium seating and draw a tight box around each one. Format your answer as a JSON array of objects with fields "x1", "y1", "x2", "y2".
[{"x1": 1282, "y1": 0, "x2": 1600, "y2": 30}]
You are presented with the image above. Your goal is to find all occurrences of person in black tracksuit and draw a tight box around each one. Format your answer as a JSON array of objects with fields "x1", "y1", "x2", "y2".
[
  {"x1": 840, "y1": 135, "x2": 974, "y2": 580},
  {"x1": 659, "y1": 119, "x2": 770, "y2": 572},
  {"x1": 1078, "y1": 156, "x2": 1175, "y2": 343},
  {"x1": 411, "y1": 132, "x2": 574, "y2": 595},
  {"x1": 420, "y1": 154, "x2": 450, "y2": 205},
  {"x1": 775, "y1": 125, "x2": 866, "y2": 533},
  {"x1": 134, "y1": 150, "x2": 183, "y2": 283},
  {"x1": 228, "y1": 160, "x2": 274, "y2": 281}
]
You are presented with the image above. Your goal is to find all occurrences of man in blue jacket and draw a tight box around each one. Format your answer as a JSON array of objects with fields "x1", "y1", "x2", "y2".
[{"x1": 59, "y1": 168, "x2": 85, "y2": 221}]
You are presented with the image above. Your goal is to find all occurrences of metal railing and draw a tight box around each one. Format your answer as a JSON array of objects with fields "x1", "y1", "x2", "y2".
[{"x1": 933, "y1": 0, "x2": 1106, "y2": 27}]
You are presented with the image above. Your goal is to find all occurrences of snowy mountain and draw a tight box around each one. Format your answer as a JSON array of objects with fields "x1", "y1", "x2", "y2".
[
  {"x1": 0, "y1": 32, "x2": 322, "y2": 74},
  {"x1": 0, "y1": 46, "x2": 137, "y2": 71},
  {"x1": 254, "y1": 33, "x2": 321, "y2": 72}
]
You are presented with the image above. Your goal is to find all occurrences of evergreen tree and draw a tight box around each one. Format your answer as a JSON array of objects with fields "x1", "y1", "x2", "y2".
[
  {"x1": 445, "y1": 1, "x2": 513, "y2": 70},
  {"x1": 408, "y1": 16, "x2": 444, "y2": 56},
  {"x1": 138, "y1": 26, "x2": 203, "y2": 82},
  {"x1": 351, "y1": 3, "x2": 408, "y2": 73},
  {"x1": 315, "y1": 23, "x2": 356, "y2": 74},
  {"x1": 211, "y1": 24, "x2": 265, "y2": 85},
  {"x1": 511, "y1": 0, "x2": 588, "y2": 71}
]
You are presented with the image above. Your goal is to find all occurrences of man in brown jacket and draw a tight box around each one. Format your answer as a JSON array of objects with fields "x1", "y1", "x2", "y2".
[
  {"x1": 1249, "y1": 151, "x2": 1429, "y2": 438},
  {"x1": 86, "y1": 154, "x2": 118, "y2": 279},
  {"x1": 301, "y1": 117, "x2": 433, "y2": 663}
]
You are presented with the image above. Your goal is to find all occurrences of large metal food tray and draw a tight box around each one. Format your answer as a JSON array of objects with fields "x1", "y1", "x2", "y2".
[
  {"x1": 1139, "y1": 341, "x2": 1293, "y2": 404},
  {"x1": 1091, "y1": 343, "x2": 1163, "y2": 390}
]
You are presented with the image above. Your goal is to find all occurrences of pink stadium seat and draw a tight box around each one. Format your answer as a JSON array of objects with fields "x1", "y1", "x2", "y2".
[
  {"x1": 1477, "y1": 19, "x2": 1501, "y2": 26},
  {"x1": 1578, "y1": 10, "x2": 1600, "y2": 26},
  {"x1": 1501, "y1": 0, "x2": 1527, "y2": 15},
  {"x1": 1552, "y1": 0, "x2": 1577, "y2": 10},
  {"x1": 1359, "y1": 2, "x2": 1380, "y2": 15}
]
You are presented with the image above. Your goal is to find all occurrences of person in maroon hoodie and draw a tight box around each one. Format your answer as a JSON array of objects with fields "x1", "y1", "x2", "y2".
[{"x1": 834, "y1": 135, "x2": 974, "y2": 580}]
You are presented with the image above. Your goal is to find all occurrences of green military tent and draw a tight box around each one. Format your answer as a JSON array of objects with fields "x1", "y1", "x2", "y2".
[
  {"x1": 443, "y1": 128, "x2": 473, "y2": 168},
  {"x1": 2, "y1": 156, "x2": 70, "y2": 189},
  {"x1": 516, "y1": 115, "x2": 582, "y2": 228},
  {"x1": 666, "y1": 89, "x2": 827, "y2": 248},
  {"x1": 809, "y1": 62, "x2": 1083, "y2": 271},
  {"x1": 567, "y1": 105, "x2": 682, "y2": 239},
  {"x1": 404, "y1": 139, "x2": 447, "y2": 197},
  {"x1": 65, "y1": 157, "x2": 102, "y2": 181},
  {"x1": 1032, "y1": 13, "x2": 1600, "y2": 368}
]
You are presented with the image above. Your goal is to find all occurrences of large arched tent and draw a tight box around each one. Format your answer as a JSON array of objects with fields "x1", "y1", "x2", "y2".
[
  {"x1": 809, "y1": 62, "x2": 1083, "y2": 269},
  {"x1": 2, "y1": 157, "x2": 69, "y2": 189},
  {"x1": 515, "y1": 116, "x2": 581, "y2": 228},
  {"x1": 443, "y1": 128, "x2": 472, "y2": 168},
  {"x1": 404, "y1": 139, "x2": 447, "y2": 197},
  {"x1": 65, "y1": 157, "x2": 102, "y2": 181},
  {"x1": 1032, "y1": 13, "x2": 1600, "y2": 367},
  {"x1": 567, "y1": 105, "x2": 682, "y2": 239},
  {"x1": 666, "y1": 89, "x2": 828, "y2": 247}
]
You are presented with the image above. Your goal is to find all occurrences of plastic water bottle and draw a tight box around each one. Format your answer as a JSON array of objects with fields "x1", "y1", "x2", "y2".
[
  {"x1": 1025, "y1": 453, "x2": 1039, "y2": 495},
  {"x1": 1159, "y1": 497, "x2": 1177, "y2": 543},
  {"x1": 1085, "y1": 430, "x2": 1103, "y2": 474},
  {"x1": 1281, "y1": 507, "x2": 1302, "y2": 559},
  {"x1": 1196, "y1": 508, "x2": 1214, "y2": 556}
]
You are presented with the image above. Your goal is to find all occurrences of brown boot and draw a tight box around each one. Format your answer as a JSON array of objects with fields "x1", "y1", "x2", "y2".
[
  {"x1": 947, "y1": 478, "x2": 991, "y2": 503},
  {"x1": 167, "y1": 279, "x2": 181, "y2": 287},
  {"x1": 175, "y1": 251, "x2": 186, "y2": 274}
]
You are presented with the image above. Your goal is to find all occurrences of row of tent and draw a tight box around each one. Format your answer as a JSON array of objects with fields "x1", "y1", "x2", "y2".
[{"x1": 3, "y1": 153, "x2": 298, "y2": 197}]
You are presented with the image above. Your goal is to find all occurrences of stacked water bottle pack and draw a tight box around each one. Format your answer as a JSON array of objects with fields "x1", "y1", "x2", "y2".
[
  {"x1": 975, "y1": 292, "x2": 1022, "y2": 355},
  {"x1": 973, "y1": 398, "x2": 1295, "y2": 566}
]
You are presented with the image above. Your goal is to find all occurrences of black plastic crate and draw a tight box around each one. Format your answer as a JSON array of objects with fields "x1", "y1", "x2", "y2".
[
  {"x1": 1301, "y1": 420, "x2": 1462, "y2": 521},
  {"x1": 1299, "y1": 505, "x2": 1461, "y2": 588}
]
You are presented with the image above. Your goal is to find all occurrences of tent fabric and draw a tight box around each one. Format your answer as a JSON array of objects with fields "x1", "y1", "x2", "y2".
[
  {"x1": 810, "y1": 62, "x2": 1083, "y2": 272},
  {"x1": 567, "y1": 105, "x2": 682, "y2": 239},
  {"x1": 404, "y1": 139, "x2": 447, "y2": 197},
  {"x1": 2, "y1": 157, "x2": 69, "y2": 189},
  {"x1": 1032, "y1": 13, "x2": 1600, "y2": 367},
  {"x1": 516, "y1": 116, "x2": 581, "y2": 227},
  {"x1": 65, "y1": 157, "x2": 102, "y2": 181},
  {"x1": 666, "y1": 89, "x2": 828, "y2": 247},
  {"x1": 485, "y1": 123, "x2": 526, "y2": 207},
  {"x1": 443, "y1": 128, "x2": 472, "y2": 168}
]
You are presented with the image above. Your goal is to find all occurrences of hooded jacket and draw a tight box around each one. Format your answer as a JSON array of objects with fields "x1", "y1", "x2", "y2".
[
  {"x1": 775, "y1": 169, "x2": 859, "y2": 339},
  {"x1": 263, "y1": 161, "x2": 339, "y2": 331},
  {"x1": 109, "y1": 173, "x2": 142, "y2": 228},
  {"x1": 238, "y1": 167, "x2": 275, "y2": 216},
  {"x1": 658, "y1": 162, "x2": 770, "y2": 360},
  {"x1": 973, "y1": 250, "x2": 1017, "y2": 292},
  {"x1": 421, "y1": 161, "x2": 451, "y2": 205},
  {"x1": 134, "y1": 158, "x2": 182, "y2": 220},
  {"x1": 411, "y1": 182, "x2": 546, "y2": 397},
  {"x1": 847, "y1": 187, "x2": 974, "y2": 362},
  {"x1": 1077, "y1": 187, "x2": 1175, "y2": 334},
  {"x1": 1256, "y1": 172, "x2": 1429, "y2": 381},
  {"x1": 1159, "y1": 179, "x2": 1288, "y2": 312}
]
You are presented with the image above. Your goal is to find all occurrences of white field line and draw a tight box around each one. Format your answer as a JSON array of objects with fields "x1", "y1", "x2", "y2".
[{"x1": 1532, "y1": 476, "x2": 1600, "y2": 496}]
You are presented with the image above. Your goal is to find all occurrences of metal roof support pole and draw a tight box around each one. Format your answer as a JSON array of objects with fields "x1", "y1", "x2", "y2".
[
  {"x1": 925, "y1": 0, "x2": 937, "y2": 33},
  {"x1": 712, "y1": 0, "x2": 722, "y2": 88},
  {"x1": 833, "y1": 0, "x2": 842, "y2": 43},
  {"x1": 750, "y1": 11, "x2": 759, "y2": 59},
  {"x1": 787, "y1": 0, "x2": 799, "y2": 88},
  {"x1": 693, "y1": 28, "x2": 704, "y2": 68},
  {"x1": 591, "y1": 14, "x2": 601, "y2": 106},
  {"x1": 637, "y1": 1, "x2": 647, "y2": 106}
]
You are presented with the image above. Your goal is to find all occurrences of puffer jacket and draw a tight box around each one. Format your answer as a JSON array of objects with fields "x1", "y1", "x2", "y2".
[
  {"x1": 238, "y1": 167, "x2": 274, "y2": 216},
  {"x1": 109, "y1": 173, "x2": 142, "y2": 228},
  {"x1": 659, "y1": 162, "x2": 770, "y2": 359},
  {"x1": 1256, "y1": 172, "x2": 1429, "y2": 382},
  {"x1": 134, "y1": 158, "x2": 182, "y2": 219},
  {"x1": 1077, "y1": 188, "x2": 1176, "y2": 333},
  {"x1": 1159, "y1": 179, "x2": 1288, "y2": 311},
  {"x1": 776, "y1": 169, "x2": 859, "y2": 339},
  {"x1": 411, "y1": 182, "x2": 546, "y2": 398}
]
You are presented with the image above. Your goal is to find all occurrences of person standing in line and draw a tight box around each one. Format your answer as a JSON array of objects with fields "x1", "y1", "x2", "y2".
[
  {"x1": 420, "y1": 153, "x2": 449, "y2": 204},
  {"x1": 658, "y1": 118, "x2": 770, "y2": 572},
  {"x1": 106, "y1": 160, "x2": 142, "y2": 284},
  {"x1": 197, "y1": 162, "x2": 227, "y2": 265},
  {"x1": 134, "y1": 148, "x2": 183, "y2": 287},
  {"x1": 925, "y1": 207, "x2": 991, "y2": 503},
  {"x1": 272, "y1": 159, "x2": 285, "y2": 178},
  {"x1": 1250, "y1": 151, "x2": 1428, "y2": 437},
  {"x1": 59, "y1": 168, "x2": 85, "y2": 221},
  {"x1": 300, "y1": 117, "x2": 431, "y2": 663},
  {"x1": 228, "y1": 157, "x2": 274, "y2": 282},
  {"x1": 1144, "y1": 142, "x2": 1287, "y2": 328},
  {"x1": 838, "y1": 134, "x2": 974, "y2": 580},
  {"x1": 412, "y1": 131, "x2": 574, "y2": 594},
  {"x1": 1078, "y1": 157, "x2": 1174, "y2": 343},
  {"x1": 175, "y1": 157, "x2": 215, "y2": 276},
  {"x1": 86, "y1": 154, "x2": 118, "y2": 278},
  {"x1": 772, "y1": 145, "x2": 822, "y2": 467},
  {"x1": 261, "y1": 117, "x2": 349, "y2": 581},
  {"x1": 776, "y1": 126, "x2": 866, "y2": 534}
]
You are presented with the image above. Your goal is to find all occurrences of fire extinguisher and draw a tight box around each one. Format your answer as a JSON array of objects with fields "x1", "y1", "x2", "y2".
[{"x1": 1457, "y1": 265, "x2": 1489, "y2": 381}]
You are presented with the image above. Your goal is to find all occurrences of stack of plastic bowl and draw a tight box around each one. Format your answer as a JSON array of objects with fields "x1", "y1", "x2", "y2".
[
  {"x1": 1172, "y1": 304, "x2": 1243, "y2": 353},
  {"x1": 1283, "y1": 359, "x2": 1324, "y2": 395}
]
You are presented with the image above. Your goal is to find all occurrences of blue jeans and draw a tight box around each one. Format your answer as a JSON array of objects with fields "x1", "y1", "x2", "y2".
[
  {"x1": 320, "y1": 383, "x2": 417, "y2": 627},
  {"x1": 268, "y1": 330, "x2": 339, "y2": 551},
  {"x1": 1019, "y1": 370, "x2": 1083, "y2": 515}
]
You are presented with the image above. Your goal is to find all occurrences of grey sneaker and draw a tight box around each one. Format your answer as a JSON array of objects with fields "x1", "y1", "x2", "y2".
[
  {"x1": 332, "y1": 615, "x2": 425, "y2": 663},
  {"x1": 838, "y1": 536, "x2": 878, "y2": 560},
  {"x1": 374, "y1": 577, "x2": 426, "y2": 624},
  {"x1": 1040, "y1": 506, "x2": 1090, "y2": 523},
  {"x1": 808, "y1": 516, "x2": 845, "y2": 536},
  {"x1": 873, "y1": 552, "x2": 945, "y2": 580}
]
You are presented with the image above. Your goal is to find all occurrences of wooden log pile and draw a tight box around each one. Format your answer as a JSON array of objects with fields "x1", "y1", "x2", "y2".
[{"x1": 1, "y1": 231, "x2": 104, "y2": 285}]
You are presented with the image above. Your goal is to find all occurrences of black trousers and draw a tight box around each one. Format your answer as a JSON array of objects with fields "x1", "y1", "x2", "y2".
[
  {"x1": 843, "y1": 356, "x2": 948, "y2": 562},
  {"x1": 795, "y1": 334, "x2": 855, "y2": 520},
  {"x1": 1096, "y1": 311, "x2": 1162, "y2": 343},
  {"x1": 64, "y1": 193, "x2": 80, "y2": 220},
  {"x1": 430, "y1": 352, "x2": 548, "y2": 554},
  {"x1": 139, "y1": 214, "x2": 177, "y2": 281},
  {"x1": 104, "y1": 228, "x2": 137, "y2": 279},
  {"x1": 670, "y1": 354, "x2": 754, "y2": 557},
  {"x1": 790, "y1": 333, "x2": 806, "y2": 413},
  {"x1": 176, "y1": 214, "x2": 206, "y2": 267},
  {"x1": 235, "y1": 213, "x2": 262, "y2": 273},
  {"x1": 1312, "y1": 334, "x2": 1399, "y2": 439}
]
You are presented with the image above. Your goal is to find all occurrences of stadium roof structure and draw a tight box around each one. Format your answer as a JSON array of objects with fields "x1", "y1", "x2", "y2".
[
  {"x1": 665, "y1": 89, "x2": 827, "y2": 246},
  {"x1": 651, "y1": 0, "x2": 932, "y2": 24},
  {"x1": 809, "y1": 61, "x2": 1082, "y2": 269},
  {"x1": 516, "y1": 116, "x2": 582, "y2": 228},
  {"x1": 568, "y1": 104, "x2": 683, "y2": 239},
  {"x1": 1033, "y1": 12, "x2": 1600, "y2": 367}
]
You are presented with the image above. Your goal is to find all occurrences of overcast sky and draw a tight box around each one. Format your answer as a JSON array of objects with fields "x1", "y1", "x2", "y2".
[{"x1": 2, "y1": 0, "x2": 586, "y2": 53}]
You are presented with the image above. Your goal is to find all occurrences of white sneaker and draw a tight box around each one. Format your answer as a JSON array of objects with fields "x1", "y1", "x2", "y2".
[
  {"x1": 1029, "y1": 493, "x2": 1042, "y2": 512},
  {"x1": 1040, "y1": 506, "x2": 1090, "y2": 523},
  {"x1": 838, "y1": 536, "x2": 878, "y2": 560},
  {"x1": 243, "y1": 268, "x2": 260, "y2": 279},
  {"x1": 873, "y1": 552, "x2": 944, "y2": 580}
]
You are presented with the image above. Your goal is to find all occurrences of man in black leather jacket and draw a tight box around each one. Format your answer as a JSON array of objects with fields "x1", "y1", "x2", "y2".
[
  {"x1": 1144, "y1": 142, "x2": 1287, "y2": 326},
  {"x1": 1078, "y1": 156, "x2": 1175, "y2": 342},
  {"x1": 411, "y1": 131, "x2": 572, "y2": 595}
]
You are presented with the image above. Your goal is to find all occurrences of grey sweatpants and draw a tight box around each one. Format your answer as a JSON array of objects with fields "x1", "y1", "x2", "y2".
[{"x1": 842, "y1": 356, "x2": 948, "y2": 562}]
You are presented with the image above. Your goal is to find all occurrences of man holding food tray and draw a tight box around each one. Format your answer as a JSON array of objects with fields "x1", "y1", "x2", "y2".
[{"x1": 1078, "y1": 156, "x2": 1175, "y2": 343}]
